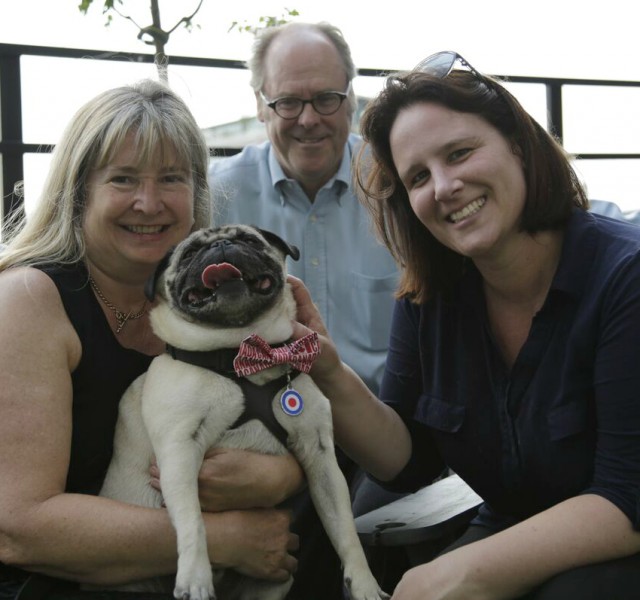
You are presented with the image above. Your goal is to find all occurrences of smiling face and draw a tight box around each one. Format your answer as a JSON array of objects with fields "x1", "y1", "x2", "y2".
[
  {"x1": 258, "y1": 29, "x2": 352, "y2": 200},
  {"x1": 83, "y1": 132, "x2": 195, "y2": 281},
  {"x1": 390, "y1": 102, "x2": 527, "y2": 263}
]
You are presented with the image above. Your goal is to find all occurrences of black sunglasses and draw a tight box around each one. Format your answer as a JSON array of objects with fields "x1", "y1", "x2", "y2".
[{"x1": 414, "y1": 50, "x2": 487, "y2": 84}]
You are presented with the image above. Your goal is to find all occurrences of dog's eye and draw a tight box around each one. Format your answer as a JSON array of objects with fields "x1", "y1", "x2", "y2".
[
  {"x1": 242, "y1": 236, "x2": 261, "y2": 246},
  {"x1": 181, "y1": 248, "x2": 198, "y2": 261}
]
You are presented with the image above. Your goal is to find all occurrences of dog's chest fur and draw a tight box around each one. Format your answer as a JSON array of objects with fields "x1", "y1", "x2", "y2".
[{"x1": 142, "y1": 356, "x2": 290, "y2": 457}]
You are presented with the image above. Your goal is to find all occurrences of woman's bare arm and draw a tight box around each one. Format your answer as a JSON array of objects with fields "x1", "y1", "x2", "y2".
[{"x1": 393, "y1": 494, "x2": 640, "y2": 600}]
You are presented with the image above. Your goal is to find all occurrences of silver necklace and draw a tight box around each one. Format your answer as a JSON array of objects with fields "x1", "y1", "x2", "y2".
[{"x1": 89, "y1": 276, "x2": 147, "y2": 334}]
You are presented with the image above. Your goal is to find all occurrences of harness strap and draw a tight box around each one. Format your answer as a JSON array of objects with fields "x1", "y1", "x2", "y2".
[
  {"x1": 166, "y1": 344, "x2": 290, "y2": 447},
  {"x1": 231, "y1": 375, "x2": 290, "y2": 447}
]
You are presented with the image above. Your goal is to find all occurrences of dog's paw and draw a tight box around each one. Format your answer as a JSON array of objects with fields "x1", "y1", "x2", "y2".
[
  {"x1": 344, "y1": 571, "x2": 390, "y2": 600},
  {"x1": 173, "y1": 573, "x2": 215, "y2": 600},
  {"x1": 173, "y1": 584, "x2": 215, "y2": 600},
  {"x1": 174, "y1": 550, "x2": 216, "y2": 600}
]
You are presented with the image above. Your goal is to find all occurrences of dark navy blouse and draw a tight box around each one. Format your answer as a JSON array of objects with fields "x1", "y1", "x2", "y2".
[{"x1": 380, "y1": 209, "x2": 640, "y2": 530}]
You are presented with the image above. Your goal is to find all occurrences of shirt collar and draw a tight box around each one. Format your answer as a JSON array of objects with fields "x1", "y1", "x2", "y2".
[
  {"x1": 550, "y1": 209, "x2": 597, "y2": 299},
  {"x1": 268, "y1": 140, "x2": 353, "y2": 205}
]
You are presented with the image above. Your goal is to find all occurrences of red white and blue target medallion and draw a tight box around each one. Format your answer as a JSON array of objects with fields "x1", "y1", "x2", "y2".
[{"x1": 280, "y1": 389, "x2": 304, "y2": 416}]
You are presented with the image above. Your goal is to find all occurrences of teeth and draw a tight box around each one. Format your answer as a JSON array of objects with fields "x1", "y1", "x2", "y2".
[
  {"x1": 126, "y1": 225, "x2": 164, "y2": 234},
  {"x1": 449, "y1": 198, "x2": 486, "y2": 224}
]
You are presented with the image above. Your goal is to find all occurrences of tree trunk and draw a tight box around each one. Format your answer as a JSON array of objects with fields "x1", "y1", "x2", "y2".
[{"x1": 150, "y1": 0, "x2": 168, "y2": 83}]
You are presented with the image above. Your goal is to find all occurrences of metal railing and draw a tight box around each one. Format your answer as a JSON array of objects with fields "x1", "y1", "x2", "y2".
[{"x1": 2, "y1": 42, "x2": 640, "y2": 225}]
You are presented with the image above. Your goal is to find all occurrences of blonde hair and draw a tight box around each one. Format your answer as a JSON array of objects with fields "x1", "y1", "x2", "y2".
[{"x1": 0, "y1": 79, "x2": 211, "y2": 271}]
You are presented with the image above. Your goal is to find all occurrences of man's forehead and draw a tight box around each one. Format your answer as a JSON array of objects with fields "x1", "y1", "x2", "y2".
[{"x1": 263, "y1": 33, "x2": 347, "y2": 95}]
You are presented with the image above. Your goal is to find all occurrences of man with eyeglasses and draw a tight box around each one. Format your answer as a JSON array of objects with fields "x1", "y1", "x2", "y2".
[
  {"x1": 208, "y1": 21, "x2": 400, "y2": 599},
  {"x1": 210, "y1": 21, "x2": 397, "y2": 397}
]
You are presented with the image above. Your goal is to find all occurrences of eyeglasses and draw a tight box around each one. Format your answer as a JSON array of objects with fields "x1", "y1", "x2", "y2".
[
  {"x1": 259, "y1": 85, "x2": 350, "y2": 120},
  {"x1": 414, "y1": 50, "x2": 484, "y2": 81}
]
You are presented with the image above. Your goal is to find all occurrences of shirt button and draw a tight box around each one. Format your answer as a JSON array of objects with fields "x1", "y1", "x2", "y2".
[
  {"x1": 309, "y1": 214, "x2": 317, "y2": 223},
  {"x1": 311, "y1": 258, "x2": 320, "y2": 267}
]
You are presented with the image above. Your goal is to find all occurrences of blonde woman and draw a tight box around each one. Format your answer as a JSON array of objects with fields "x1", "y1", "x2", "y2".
[{"x1": 0, "y1": 80, "x2": 300, "y2": 598}]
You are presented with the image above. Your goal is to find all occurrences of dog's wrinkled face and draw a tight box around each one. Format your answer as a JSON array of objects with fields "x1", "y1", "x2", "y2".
[{"x1": 148, "y1": 225, "x2": 299, "y2": 328}]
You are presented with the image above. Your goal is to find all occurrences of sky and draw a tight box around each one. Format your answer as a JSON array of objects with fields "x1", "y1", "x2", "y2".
[{"x1": 1, "y1": 0, "x2": 639, "y2": 210}]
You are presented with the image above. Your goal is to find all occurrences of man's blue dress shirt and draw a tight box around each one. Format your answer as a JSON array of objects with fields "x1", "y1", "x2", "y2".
[
  {"x1": 209, "y1": 134, "x2": 399, "y2": 395},
  {"x1": 381, "y1": 209, "x2": 640, "y2": 531}
]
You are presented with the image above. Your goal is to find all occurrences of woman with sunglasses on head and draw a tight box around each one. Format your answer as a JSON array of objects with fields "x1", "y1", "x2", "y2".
[{"x1": 289, "y1": 52, "x2": 640, "y2": 599}]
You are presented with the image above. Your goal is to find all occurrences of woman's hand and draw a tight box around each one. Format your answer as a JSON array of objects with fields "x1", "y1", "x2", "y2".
[
  {"x1": 391, "y1": 558, "x2": 484, "y2": 600},
  {"x1": 287, "y1": 275, "x2": 329, "y2": 337},
  {"x1": 205, "y1": 508, "x2": 299, "y2": 581},
  {"x1": 287, "y1": 275, "x2": 342, "y2": 381},
  {"x1": 150, "y1": 448, "x2": 305, "y2": 511}
]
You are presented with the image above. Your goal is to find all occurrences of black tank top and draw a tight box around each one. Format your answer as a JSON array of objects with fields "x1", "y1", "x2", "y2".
[
  {"x1": 0, "y1": 263, "x2": 154, "y2": 587},
  {"x1": 40, "y1": 263, "x2": 153, "y2": 495}
]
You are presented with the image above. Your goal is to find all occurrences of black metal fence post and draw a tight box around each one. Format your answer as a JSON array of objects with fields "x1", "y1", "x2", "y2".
[{"x1": 0, "y1": 48, "x2": 24, "y2": 225}]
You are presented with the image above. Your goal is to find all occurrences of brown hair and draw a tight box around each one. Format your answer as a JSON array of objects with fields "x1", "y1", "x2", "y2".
[{"x1": 356, "y1": 70, "x2": 588, "y2": 303}]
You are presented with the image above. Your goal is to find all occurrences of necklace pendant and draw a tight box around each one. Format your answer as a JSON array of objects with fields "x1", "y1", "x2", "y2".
[
  {"x1": 114, "y1": 309, "x2": 130, "y2": 334},
  {"x1": 89, "y1": 276, "x2": 147, "y2": 335},
  {"x1": 115, "y1": 316, "x2": 128, "y2": 334}
]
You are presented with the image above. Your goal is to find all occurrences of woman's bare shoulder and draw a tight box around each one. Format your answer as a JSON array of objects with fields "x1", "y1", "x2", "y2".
[{"x1": 0, "y1": 266, "x2": 81, "y2": 368}]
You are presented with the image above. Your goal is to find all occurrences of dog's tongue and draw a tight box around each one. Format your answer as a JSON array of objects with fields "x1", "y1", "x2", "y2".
[{"x1": 202, "y1": 263, "x2": 243, "y2": 288}]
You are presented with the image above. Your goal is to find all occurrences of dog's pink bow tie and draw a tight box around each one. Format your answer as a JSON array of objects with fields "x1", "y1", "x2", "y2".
[{"x1": 233, "y1": 333, "x2": 320, "y2": 377}]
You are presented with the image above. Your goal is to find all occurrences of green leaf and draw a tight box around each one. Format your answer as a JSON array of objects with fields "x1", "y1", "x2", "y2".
[{"x1": 77, "y1": 0, "x2": 93, "y2": 14}]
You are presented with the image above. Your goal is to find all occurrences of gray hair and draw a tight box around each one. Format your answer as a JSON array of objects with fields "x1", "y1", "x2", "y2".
[
  {"x1": 1, "y1": 79, "x2": 211, "y2": 271},
  {"x1": 247, "y1": 21, "x2": 357, "y2": 113}
]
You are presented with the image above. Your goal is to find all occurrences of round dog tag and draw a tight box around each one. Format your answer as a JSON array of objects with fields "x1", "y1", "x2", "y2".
[{"x1": 280, "y1": 389, "x2": 304, "y2": 416}]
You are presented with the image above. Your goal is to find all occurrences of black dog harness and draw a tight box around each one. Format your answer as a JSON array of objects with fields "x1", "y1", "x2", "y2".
[{"x1": 165, "y1": 344, "x2": 291, "y2": 447}]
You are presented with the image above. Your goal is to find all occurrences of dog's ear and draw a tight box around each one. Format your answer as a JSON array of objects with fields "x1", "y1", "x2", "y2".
[
  {"x1": 254, "y1": 227, "x2": 300, "y2": 261},
  {"x1": 144, "y1": 247, "x2": 175, "y2": 301}
]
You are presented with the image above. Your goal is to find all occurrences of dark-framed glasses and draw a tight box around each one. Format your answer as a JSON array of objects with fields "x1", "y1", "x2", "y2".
[
  {"x1": 260, "y1": 85, "x2": 350, "y2": 120},
  {"x1": 414, "y1": 50, "x2": 483, "y2": 81}
]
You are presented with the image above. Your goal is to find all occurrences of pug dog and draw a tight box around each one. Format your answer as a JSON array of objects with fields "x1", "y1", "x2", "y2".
[{"x1": 98, "y1": 225, "x2": 389, "y2": 600}]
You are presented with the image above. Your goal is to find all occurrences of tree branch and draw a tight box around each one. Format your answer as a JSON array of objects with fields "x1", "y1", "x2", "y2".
[{"x1": 167, "y1": 0, "x2": 204, "y2": 35}]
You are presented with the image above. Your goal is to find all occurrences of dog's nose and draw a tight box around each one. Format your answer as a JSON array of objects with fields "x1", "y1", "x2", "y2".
[
  {"x1": 210, "y1": 239, "x2": 233, "y2": 258},
  {"x1": 211, "y1": 239, "x2": 233, "y2": 247}
]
